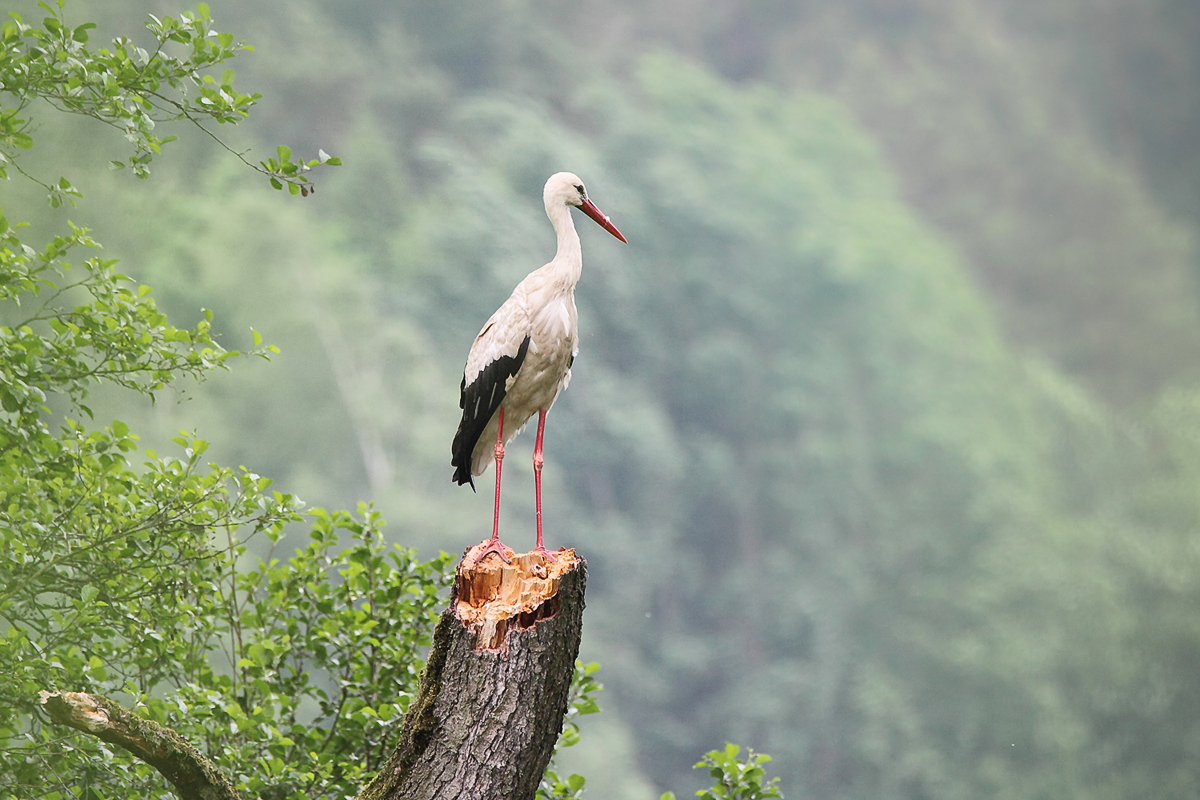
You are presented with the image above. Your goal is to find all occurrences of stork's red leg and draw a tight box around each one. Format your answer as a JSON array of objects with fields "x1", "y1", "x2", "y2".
[
  {"x1": 532, "y1": 408, "x2": 557, "y2": 561},
  {"x1": 477, "y1": 408, "x2": 512, "y2": 564}
]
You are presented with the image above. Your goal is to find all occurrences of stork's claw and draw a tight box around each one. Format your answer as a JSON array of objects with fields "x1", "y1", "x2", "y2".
[
  {"x1": 476, "y1": 537, "x2": 512, "y2": 564},
  {"x1": 532, "y1": 546, "x2": 558, "y2": 563}
]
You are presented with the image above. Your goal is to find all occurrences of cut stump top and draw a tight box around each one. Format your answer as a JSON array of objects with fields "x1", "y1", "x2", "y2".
[{"x1": 454, "y1": 545, "x2": 581, "y2": 651}]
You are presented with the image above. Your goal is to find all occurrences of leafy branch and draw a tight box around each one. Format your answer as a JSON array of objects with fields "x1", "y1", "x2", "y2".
[
  {"x1": 662, "y1": 744, "x2": 783, "y2": 800},
  {"x1": 0, "y1": 0, "x2": 339, "y2": 200}
]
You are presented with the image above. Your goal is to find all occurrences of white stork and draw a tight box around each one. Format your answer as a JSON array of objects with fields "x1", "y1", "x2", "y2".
[{"x1": 451, "y1": 172, "x2": 627, "y2": 563}]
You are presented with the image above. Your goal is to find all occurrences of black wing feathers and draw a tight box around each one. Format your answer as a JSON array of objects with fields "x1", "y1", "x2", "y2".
[{"x1": 451, "y1": 335, "x2": 531, "y2": 488}]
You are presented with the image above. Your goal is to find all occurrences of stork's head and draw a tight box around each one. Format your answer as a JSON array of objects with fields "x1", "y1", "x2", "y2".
[{"x1": 544, "y1": 171, "x2": 628, "y2": 243}]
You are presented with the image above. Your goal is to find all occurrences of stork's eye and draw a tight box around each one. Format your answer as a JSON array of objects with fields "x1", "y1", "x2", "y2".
[{"x1": 574, "y1": 184, "x2": 585, "y2": 195}]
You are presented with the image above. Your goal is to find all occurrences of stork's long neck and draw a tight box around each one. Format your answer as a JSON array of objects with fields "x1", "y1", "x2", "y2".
[{"x1": 547, "y1": 201, "x2": 583, "y2": 289}]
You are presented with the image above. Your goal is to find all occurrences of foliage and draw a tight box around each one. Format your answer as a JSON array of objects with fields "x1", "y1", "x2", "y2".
[
  {"x1": 0, "y1": 156, "x2": 305, "y2": 798},
  {"x1": 4, "y1": 502, "x2": 453, "y2": 800},
  {"x1": 132, "y1": 512, "x2": 451, "y2": 800},
  {"x1": 0, "y1": 0, "x2": 337, "y2": 198},
  {"x1": 0, "y1": 222, "x2": 248, "y2": 413},
  {"x1": 660, "y1": 744, "x2": 782, "y2": 800},
  {"x1": 0, "y1": 5, "x2": 414, "y2": 799}
]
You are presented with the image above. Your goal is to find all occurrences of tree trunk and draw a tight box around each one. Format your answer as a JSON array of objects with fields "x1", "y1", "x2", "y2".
[{"x1": 357, "y1": 544, "x2": 587, "y2": 800}]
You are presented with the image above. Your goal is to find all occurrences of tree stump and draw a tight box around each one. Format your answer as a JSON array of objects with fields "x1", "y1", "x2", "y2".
[{"x1": 358, "y1": 544, "x2": 586, "y2": 800}]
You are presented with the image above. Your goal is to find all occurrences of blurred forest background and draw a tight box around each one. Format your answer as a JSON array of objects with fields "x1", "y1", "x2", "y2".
[{"x1": 7, "y1": 0, "x2": 1200, "y2": 797}]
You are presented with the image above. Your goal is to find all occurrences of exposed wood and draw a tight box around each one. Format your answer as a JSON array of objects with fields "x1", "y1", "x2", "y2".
[
  {"x1": 38, "y1": 690, "x2": 242, "y2": 800},
  {"x1": 358, "y1": 545, "x2": 586, "y2": 800}
]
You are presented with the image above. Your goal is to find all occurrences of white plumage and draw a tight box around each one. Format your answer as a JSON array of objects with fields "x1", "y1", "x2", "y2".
[{"x1": 452, "y1": 172, "x2": 626, "y2": 560}]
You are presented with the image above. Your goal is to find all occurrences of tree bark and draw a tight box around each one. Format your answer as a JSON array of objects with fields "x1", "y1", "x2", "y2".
[
  {"x1": 358, "y1": 545, "x2": 587, "y2": 800},
  {"x1": 38, "y1": 690, "x2": 242, "y2": 800}
]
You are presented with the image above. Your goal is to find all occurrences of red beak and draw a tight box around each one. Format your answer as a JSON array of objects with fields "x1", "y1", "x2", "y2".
[{"x1": 579, "y1": 198, "x2": 628, "y2": 243}]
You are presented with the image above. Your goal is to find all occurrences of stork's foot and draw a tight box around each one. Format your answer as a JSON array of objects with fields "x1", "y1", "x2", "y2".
[
  {"x1": 531, "y1": 546, "x2": 559, "y2": 563},
  {"x1": 476, "y1": 537, "x2": 513, "y2": 564}
]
